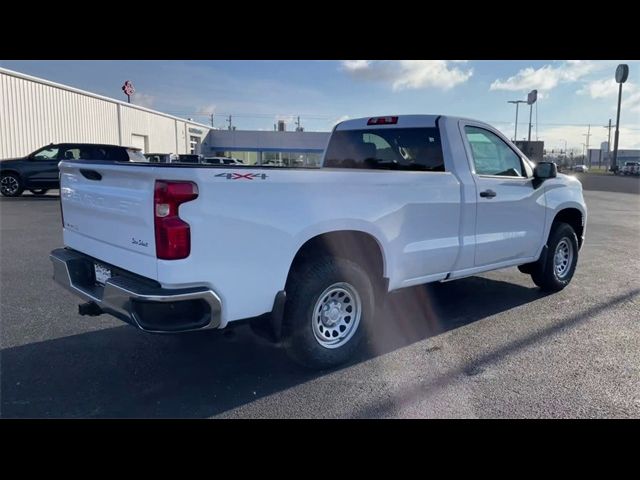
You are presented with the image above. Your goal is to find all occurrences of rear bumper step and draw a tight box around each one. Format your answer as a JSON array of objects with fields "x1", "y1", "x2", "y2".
[{"x1": 50, "y1": 248, "x2": 222, "y2": 333}]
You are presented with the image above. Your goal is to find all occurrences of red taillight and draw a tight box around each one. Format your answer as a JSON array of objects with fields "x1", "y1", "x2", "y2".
[
  {"x1": 154, "y1": 180, "x2": 198, "y2": 260},
  {"x1": 367, "y1": 116, "x2": 398, "y2": 125}
]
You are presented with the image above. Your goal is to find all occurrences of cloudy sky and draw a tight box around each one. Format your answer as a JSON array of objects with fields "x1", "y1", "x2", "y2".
[{"x1": 2, "y1": 60, "x2": 639, "y2": 150}]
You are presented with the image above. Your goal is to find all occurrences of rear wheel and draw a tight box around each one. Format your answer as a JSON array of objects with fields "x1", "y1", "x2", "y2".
[
  {"x1": 0, "y1": 173, "x2": 23, "y2": 197},
  {"x1": 29, "y1": 189, "x2": 49, "y2": 195},
  {"x1": 531, "y1": 222, "x2": 579, "y2": 292},
  {"x1": 283, "y1": 256, "x2": 376, "y2": 369}
]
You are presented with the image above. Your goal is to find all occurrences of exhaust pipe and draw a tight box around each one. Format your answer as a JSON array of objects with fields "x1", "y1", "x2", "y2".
[{"x1": 78, "y1": 301, "x2": 103, "y2": 317}]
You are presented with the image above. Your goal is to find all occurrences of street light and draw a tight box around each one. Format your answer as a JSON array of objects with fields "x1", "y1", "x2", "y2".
[
  {"x1": 507, "y1": 100, "x2": 527, "y2": 141},
  {"x1": 527, "y1": 89, "x2": 538, "y2": 143},
  {"x1": 611, "y1": 64, "x2": 629, "y2": 172}
]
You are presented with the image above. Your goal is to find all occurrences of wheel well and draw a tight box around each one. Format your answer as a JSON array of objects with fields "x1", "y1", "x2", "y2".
[
  {"x1": 1, "y1": 170, "x2": 21, "y2": 179},
  {"x1": 553, "y1": 208, "x2": 584, "y2": 247},
  {"x1": 288, "y1": 231, "x2": 385, "y2": 285}
]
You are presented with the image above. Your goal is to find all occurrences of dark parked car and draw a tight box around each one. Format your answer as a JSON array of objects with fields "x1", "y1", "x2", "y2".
[{"x1": 0, "y1": 143, "x2": 146, "y2": 197}]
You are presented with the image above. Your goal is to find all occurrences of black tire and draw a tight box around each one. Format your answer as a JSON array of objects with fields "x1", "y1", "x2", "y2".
[
  {"x1": 283, "y1": 256, "x2": 376, "y2": 369},
  {"x1": 531, "y1": 222, "x2": 579, "y2": 292},
  {"x1": 0, "y1": 173, "x2": 24, "y2": 197},
  {"x1": 29, "y1": 189, "x2": 49, "y2": 195}
]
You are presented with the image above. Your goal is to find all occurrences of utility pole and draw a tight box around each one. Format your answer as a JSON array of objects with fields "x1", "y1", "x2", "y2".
[
  {"x1": 295, "y1": 115, "x2": 302, "y2": 132},
  {"x1": 210, "y1": 113, "x2": 214, "y2": 127},
  {"x1": 582, "y1": 125, "x2": 591, "y2": 167},
  {"x1": 603, "y1": 119, "x2": 613, "y2": 166},
  {"x1": 227, "y1": 115, "x2": 233, "y2": 131}
]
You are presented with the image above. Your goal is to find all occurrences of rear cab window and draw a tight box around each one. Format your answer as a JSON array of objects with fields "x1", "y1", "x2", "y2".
[{"x1": 324, "y1": 127, "x2": 445, "y2": 172}]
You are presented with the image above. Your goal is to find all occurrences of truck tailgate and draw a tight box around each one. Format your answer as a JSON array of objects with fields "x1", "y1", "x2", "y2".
[{"x1": 59, "y1": 161, "x2": 158, "y2": 280}]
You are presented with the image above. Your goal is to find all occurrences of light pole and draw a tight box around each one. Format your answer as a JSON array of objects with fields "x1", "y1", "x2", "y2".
[
  {"x1": 508, "y1": 100, "x2": 527, "y2": 141},
  {"x1": 612, "y1": 64, "x2": 629, "y2": 172},
  {"x1": 527, "y1": 89, "x2": 538, "y2": 143}
]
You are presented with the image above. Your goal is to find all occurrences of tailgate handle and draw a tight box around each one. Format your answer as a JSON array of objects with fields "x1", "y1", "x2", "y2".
[{"x1": 80, "y1": 169, "x2": 102, "y2": 181}]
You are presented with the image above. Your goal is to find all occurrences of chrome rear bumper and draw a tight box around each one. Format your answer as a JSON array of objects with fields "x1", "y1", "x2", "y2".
[{"x1": 50, "y1": 248, "x2": 221, "y2": 333}]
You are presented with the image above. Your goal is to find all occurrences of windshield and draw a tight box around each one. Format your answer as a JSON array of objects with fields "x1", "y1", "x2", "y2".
[{"x1": 31, "y1": 146, "x2": 59, "y2": 160}]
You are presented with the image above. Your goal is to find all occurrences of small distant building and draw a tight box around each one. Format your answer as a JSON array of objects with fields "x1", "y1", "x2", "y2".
[
  {"x1": 515, "y1": 140, "x2": 544, "y2": 162},
  {"x1": 616, "y1": 149, "x2": 640, "y2": 165},
  {"x1": 587, "y1": 149, "x2": 602, "y2": 167},
  {"x1": 206, "y1": 129, "x2": 329, "y2": 167}
]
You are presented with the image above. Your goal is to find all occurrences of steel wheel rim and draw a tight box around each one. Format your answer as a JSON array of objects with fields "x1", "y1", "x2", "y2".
[
  {"x1": 312, "y1": 282, "x2": 362, "y2": 349},
  {"x1": 554, "y1": 238, "x2": 573, "y2": 279},
  {"x1": 1, "y1": 176, "x2": 19, "y2": 195}
]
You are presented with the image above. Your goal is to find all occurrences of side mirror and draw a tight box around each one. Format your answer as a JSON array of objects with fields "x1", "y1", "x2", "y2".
[
  {"x1": 533, "y1": 162, "x2": 557, "y2": 188},
  {"x1": 534, "y1": 162, "x2": 557, "y2": 179}
]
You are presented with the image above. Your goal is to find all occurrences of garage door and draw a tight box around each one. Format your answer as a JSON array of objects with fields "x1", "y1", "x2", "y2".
[{"x1": 131, "y1": 134, "x2": 147, "y2": 153}]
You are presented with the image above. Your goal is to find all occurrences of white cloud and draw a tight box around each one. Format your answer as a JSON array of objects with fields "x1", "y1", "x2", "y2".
[
  {"x1": 341, "y1": 60, "x2": 473, "y2": 91},
  {"x1": 577, "y1": 77, "x2": 640, "y2": 113},
  {"x1": 623, "y1": 90, "x2": 640, "y2": 113},
  {"x1": 197, "y1": 104, "x2": 216, "y2": 115},
  {"x1": 132, "y1": 93, "x2": 156, "y2": 109},
  {"x1": 490, "y1": 61, "x2": 597, "y2": 92},
  {"x1": 342, "y1": 60, "x2": 370, "y2": 71},
  {"x1": 577, "y1": 78, "x2": 619, "y2": 98}
]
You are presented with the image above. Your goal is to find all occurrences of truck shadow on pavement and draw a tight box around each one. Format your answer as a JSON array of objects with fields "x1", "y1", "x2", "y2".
[
  {"x1": 2, "y1": 276, "x2": 555, "y2": 418},
  {"x1": 0, "y1": 193, "x2": 60, "y2": 201}
]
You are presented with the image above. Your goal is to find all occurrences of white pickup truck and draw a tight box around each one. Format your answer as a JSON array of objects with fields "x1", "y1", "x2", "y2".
[{"x1": 51, "y1": 115, "x2": 587, "y2": 368}]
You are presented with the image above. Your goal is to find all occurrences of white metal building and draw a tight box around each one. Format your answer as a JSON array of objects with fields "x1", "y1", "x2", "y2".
[{"x1": 0, "y1": 67, "x2": 212, "y2": 159}]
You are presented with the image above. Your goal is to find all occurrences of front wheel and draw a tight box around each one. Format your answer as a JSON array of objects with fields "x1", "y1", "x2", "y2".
[
  {"x1": 531, "y1": 222, "x2": 579, "y2": 292},
  {"x1": 283, "y1": 256, "x2": 376, "y2": 369}
]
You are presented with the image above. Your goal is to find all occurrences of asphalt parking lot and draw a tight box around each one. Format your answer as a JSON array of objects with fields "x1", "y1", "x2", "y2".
[{"x1": 1, "y1": 174, "x2": 639, "y2": 418}]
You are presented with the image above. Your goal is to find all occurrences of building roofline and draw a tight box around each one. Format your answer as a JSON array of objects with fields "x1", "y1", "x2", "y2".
[{"x1": 0, "y1": 66, "x2": 214, "y2": 131}]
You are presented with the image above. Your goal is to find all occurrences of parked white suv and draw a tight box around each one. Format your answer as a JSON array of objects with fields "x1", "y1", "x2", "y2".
[
  {"x1": 50, "y1": 114, "x2": 587, "y2": 368},
  {"x1": 621, "y1": 161, "x2": 640, "y2": 176}
]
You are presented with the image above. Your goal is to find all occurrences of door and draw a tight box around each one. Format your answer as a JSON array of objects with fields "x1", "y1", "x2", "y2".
[
  {"x1": 189, "y1": 135, "x2": 200, "y2": 154},
  {"x1": 25, "y1": 145, "x2": 61, "y2": 184},
  {"x1": 463, "y1": 124, "x2": 546, "y2": 267},
  {"x1": 131, "y1": 134, "x2": 148, "y2": 153}
]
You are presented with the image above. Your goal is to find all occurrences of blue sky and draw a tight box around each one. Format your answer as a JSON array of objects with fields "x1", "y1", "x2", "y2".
[{"x1": 2, "y1": 60, "x2": 639, "y2": 150}]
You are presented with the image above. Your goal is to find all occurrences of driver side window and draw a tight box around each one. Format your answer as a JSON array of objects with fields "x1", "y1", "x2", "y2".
[
  {"x1": 465, "y1": 126, "x2": 524, "y2": 177},
  {"x1": 32, "y1": 147, "x2": 59, "y2": 161}
]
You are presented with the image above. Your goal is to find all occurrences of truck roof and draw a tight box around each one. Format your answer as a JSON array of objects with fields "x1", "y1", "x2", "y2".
[{"x1": 334, "y1": 114, "x2": 487, "y2": 131}]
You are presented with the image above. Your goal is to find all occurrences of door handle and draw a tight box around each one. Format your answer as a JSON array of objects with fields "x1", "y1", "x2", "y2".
[
  {"x1": 480, "y1": 189, "x2": 497, "y2": 198},
  {"x1": 80, "y1": 169, "x2": 102, "y2": 181}
]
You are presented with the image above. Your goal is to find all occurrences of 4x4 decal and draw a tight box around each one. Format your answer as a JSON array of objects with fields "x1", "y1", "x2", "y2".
[{"x1": 215, "y1": 172, "x2": 268, "y2": 180}]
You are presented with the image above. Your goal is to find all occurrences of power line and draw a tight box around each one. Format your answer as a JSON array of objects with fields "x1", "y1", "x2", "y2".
[{"x1": 161, "y1": 111, "x2": 640, "y2": 131}]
